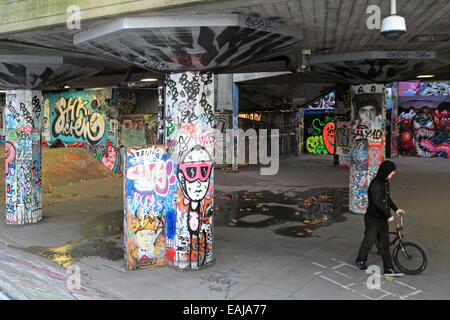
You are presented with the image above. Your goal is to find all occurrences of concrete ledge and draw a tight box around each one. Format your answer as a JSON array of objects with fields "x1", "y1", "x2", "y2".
[{"x1": 0, "y1": 0, "x2": 214, "y2": 35}]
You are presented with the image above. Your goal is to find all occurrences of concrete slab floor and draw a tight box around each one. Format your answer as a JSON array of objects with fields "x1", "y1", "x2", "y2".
[{"x1": 0, "y1": 154, "x2": 449, "y2": 300}]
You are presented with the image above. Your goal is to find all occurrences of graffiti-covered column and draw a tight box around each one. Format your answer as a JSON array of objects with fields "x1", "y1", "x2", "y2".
[
  {"x1": 349, "y1": 84, "x2": 386, "y2": 214},
  {"x1": 5, "y1": 90, "x2": 42, "y2": 224},
  {"x1": 165, "y1": 71, "x2": 215, "y2": 270}
]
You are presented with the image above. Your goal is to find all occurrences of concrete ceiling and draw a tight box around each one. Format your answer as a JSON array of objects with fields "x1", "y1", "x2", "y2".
[
  {"x1": 73, "y1": 15, "x2": 303, "y2": 72},
  {"x1": 0, "y1": 0, "x2": 449, "y2": 100}
]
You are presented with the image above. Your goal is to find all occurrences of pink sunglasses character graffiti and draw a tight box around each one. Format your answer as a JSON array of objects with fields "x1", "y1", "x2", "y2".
[
  {"x1": 179, "y1": 161, "x2": 213, "y2": 183},
  {"x1": 178, "y1": 147, "x2": 213, "y2": 202}
]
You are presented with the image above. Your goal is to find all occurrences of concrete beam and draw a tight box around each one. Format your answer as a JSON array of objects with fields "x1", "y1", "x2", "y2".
[{"x1": 0, "y1": 0, "x2": 214, "y2": 35}]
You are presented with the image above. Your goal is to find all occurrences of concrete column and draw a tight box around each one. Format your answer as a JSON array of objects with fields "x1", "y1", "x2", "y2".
[
  {"x1": 349, "y1": 84, "x2": 386, "y2": 214},
  {"x1": 5, "y1": 90, "x2": 42, "y2": 224},
  {"x1": 164, "y1": 71, "x2": 215, "y2": 270},
  {"x1": 232, "y1": 83, "x2": 239, "y2": 171},
  {"x1": 157, "y1": 82, "x2": 165, "y2": 145}
]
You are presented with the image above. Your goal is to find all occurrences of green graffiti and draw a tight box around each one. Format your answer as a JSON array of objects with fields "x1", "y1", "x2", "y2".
[{"x1": 306, "y1": 135, "x2": 328, "y2": 154}]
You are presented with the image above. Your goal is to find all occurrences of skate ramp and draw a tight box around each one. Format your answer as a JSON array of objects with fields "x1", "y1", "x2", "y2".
[{"x1": 0, "y1": 145, "x2": 119, "y2": 196}]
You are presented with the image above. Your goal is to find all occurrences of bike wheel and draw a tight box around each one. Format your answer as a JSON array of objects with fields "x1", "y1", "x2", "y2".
[{"x1": 393, "y1": 241, "x2": 428, "y2": 275}]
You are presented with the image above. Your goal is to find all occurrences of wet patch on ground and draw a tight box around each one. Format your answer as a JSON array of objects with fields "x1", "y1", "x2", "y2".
[
  {"x1": 25, "y1": 239, "x2": 123, "y2": 268},
  {"x1": 79, "y1": 210, "x2": 123, "y2": 238},
  {"x1": 215, "y1": 188, "x2": 349, "y2": 238},
  {"x1": 22, "y1": 210, "x2": 124, "y2": 268}
]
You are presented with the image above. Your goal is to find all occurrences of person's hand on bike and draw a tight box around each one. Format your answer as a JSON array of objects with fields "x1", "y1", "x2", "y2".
[
  {"x1": 388, "y1": 216, "x2": 395, "y2": 222},
  {"x1": 396, "y1": 209, "x2": 406, "y2": 216}
]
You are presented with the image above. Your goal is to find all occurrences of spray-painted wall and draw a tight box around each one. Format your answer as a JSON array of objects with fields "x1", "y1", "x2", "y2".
[
  {"x1": 386, "y1": 83, "x2": 399, "y2": 158},
  {"x1": 397, "y1": 81, "x2": 449, "y2": 159},
  {"x1": 349, "y1": 84, "x2": 385, "y2": 214},
  {"x1": 44, "y1": 89, "x2": 110, "y2": 146},
  {"x1": 304, "y1": 110, "x2": 335, "y2": 155},
  {"x1": 0, "y1": 93, "x2": 5, "y2": 144},
  {"x1": 123, "y1": 145, "x2": 177, "y2": 270},
  {"x1": 165, "y1": 71, "x2": 214, "y2": 270},
  {"x1": 41, "y1": 89, "x2": 125, "y2": 173},
  {"x1": 5, "y1": 90, "x2": 42, "y2": 224},
  {"x1": 335, "y1": 121, "x2": 352, "y2": 167}
]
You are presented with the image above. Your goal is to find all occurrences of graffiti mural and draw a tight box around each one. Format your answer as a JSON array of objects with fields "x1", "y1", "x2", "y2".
[
  {"x1": 306, "y1": 92, "x2": 335, "y2": 110},
  {"x1": 397, "y1": 81, "x2": 449, "y2": 159},
  {"x1": 398, "y1": 81, "x2": 450, "y2": 97},
  {"x1": 304, "y1": 112, "x2": 335, "y2": 155},
  {"x1": 45, "y1": 91, "x2": 108, "y2": 146},
  {"x1": 42, "y1": 89, "x2": 125, "y2": 173},
  {"x1": 123, "y1": 145, "x2": 177, "y2": 270},
  {"x1": 386, "y1": 83, "x2": 399, "y2": 158},
  {"x1": 5, "y1": 90, "x2": 42, "y2": 224},
  {"x1": 398, "y1": 98, "x2": 449, "y2": 159},
  {"x1": 0, "y1": 93, "x2": 5, "y2": 144},
  {"x1": 165, "y1": 71, "x2": 215, "y2": 270},
  {"x1": 349, "y1": 84, "x2": 385, "y2": 214},
  {"x1": 335, "y1": 121, "x2": 352, "y2": 167}
]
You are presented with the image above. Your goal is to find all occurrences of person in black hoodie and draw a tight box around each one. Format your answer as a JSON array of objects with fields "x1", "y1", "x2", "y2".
[{"x1": 355, "y1": 160, "x2": 406, "y2": 277}]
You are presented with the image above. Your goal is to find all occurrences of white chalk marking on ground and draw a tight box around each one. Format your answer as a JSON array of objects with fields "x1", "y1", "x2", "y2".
[
  {"x1": 402, "y1": 290, "x2": 422, "y2": 299},
  {"x1": 334, "y1": 270, "x2": 352, "y2": 279},
  {"x1": 314, "y1": 271, "x2": 322, "y2": 275},
  {"x1": 312, "y1": 262, "x2": 327, "y2": 269},
  {"x1": 337, "y1": 260, "x2": 359, "y2": 270},
  {"x1": 332, "y1": 263, "x2": 346, "y2": 269},
  {"x1": 394, "y1": 280, "x2": 416, "y2": 290},
  {"x1": 378, "y1": 288, "x2": 397, "y2": 298},
  {"x1": 375, "y1": 293, "x2": 391, "y2": 300},
  {"x1": 319, "y1": 275, "x2": 357, "y2": 293}
]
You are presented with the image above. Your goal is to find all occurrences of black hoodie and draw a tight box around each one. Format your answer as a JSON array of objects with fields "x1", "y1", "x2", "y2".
[{"x1": 365, "y1": 160, "x2": 399, "y2": 219}]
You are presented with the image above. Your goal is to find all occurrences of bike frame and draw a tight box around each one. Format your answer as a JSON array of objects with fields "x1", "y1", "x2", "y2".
[{"x1": 389, "y1": 216, "x2": 404, "y2": 247}]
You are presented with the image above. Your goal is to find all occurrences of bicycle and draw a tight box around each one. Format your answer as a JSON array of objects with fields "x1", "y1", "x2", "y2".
[{"x1": 377, "y1": 215, "x2": 428, "y2": 275}]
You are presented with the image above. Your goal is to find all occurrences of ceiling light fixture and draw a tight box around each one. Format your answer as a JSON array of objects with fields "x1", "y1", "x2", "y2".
[
  {"x1": 140, "y1": 78, "x2": 158, "y2": 82},
  {"x1": 416, "y1": 74, "x2": 435, "y2": 79}
]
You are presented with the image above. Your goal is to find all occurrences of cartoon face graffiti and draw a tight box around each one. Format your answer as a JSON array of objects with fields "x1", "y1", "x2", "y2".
[
  {"x1": 178, "y1": 146, "x2": 213, "y2": 203},
  {"x1": 177, "y1": 145, "x2": 213, "y2": 268},
  {"x1": 131, "y1": 215, "x2": 162, "y2": 262},
  {"x1": 411, "y1": 109, "x2": 436, "y2": 156}
]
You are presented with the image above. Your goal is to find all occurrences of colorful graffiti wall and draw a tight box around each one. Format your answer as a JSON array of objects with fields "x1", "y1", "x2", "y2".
[
  {"x1": 42, "y1": 89, "x2": 124, "y2": 173},
  {"x1": 44, "y1": 90, "x2": 109, "y2": 146},
  {"x1": 386, "y1": 83, "x2": 399, "y2": 158},
  {"x1": 306, "y1": 91, "x2": 335, "y2": 110},
  {"x1": 304, "y1": 111, "x2": 335, "y2": 155},
  {"x1": 398, "y1": 81, "x2": 449, "y2": 159},
  {"x1": 123, "y1": 145, "x2": 177, "y2": 270},
  {"x1": 349, "y1": 84, "x2": 385, "y2": 214},
  {"x1": 165, "y1": 71, "x2": 215, "y2": 270},
  {"x1": 335, "y1": 121, "x2": 352, "y2": 167},
  {"x1": 5, "y1": 90, "x2": 42, "y2": 224},
  {"x1": 0, "y1": 93, "x2": 5, "y2": 143}
]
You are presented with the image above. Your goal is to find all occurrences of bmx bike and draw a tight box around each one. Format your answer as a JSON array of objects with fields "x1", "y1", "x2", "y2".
[{"x1": 380, "y1": 215, "x2": 428, "y2": 275}]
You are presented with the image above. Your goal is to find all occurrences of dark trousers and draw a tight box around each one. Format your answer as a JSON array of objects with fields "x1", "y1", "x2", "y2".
[{"x1": 356, "y1": 215, "x2": 393, "y2": 270}]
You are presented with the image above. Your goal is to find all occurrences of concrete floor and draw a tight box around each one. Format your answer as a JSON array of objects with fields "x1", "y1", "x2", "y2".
[{"x1": 0, "y1": 153, "x2": 449, "y2": 300}]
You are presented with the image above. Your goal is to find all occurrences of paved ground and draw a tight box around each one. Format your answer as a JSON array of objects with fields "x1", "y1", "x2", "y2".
[{"x1": 0, "y1": 149, "x2": 448, "y2": 300}]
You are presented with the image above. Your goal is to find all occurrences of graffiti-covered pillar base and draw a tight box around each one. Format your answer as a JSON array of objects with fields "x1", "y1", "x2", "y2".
[
  {"x1": 349, "y1": 84, "x2": 385, "y2": 214},
  {"x1": 5, "y1": 90, "x2": 42, "y2": 225},
  {"x1": 165, "y1": 71, "x2": 215, "y2": 270}
]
